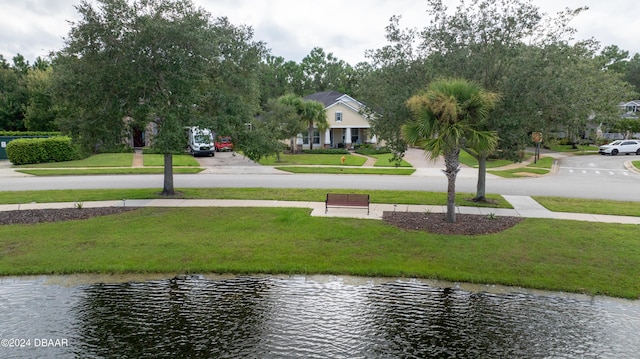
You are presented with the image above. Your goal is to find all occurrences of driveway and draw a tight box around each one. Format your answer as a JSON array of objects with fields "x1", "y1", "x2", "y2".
[{"x1": 193, "y1": 151, "x2": 286, "y2": 174}]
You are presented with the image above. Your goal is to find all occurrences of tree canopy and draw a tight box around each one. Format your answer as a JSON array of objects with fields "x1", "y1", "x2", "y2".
[{"x1": 54, "y1": 0, "x2": 264, "y2": 194}]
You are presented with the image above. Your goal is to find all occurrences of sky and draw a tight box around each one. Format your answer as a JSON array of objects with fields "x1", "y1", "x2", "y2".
[{"x1": 1, "y1": 0, "x2": 639, "y2": 66}]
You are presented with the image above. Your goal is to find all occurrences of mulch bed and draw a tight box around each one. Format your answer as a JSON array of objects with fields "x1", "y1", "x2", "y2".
[
  {"x1": 382, "y1": 211, "x2": 523, "y2": 235},
  {"x1": 0, "y1": 207, "x2": 139, "y2": 225}
]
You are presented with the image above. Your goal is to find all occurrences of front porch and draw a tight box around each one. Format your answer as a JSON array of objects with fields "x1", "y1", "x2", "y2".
[{"x1": 298, "y1": 127, "x2": 377, "y2": 150}]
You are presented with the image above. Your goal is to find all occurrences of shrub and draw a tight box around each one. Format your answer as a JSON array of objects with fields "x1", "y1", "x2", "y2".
[
  {"x1": 355, "y1": 145, "x2": 391, "y2": 155},
  {"x1": 0, "y1": 131, "x2": 61, "y2": 136},
  {"x1": 302, "y1": 148, "x2": 349, "y2": 155},
  {"x1": 6, "y1": 136, "x2": 81, "y2": 165}
]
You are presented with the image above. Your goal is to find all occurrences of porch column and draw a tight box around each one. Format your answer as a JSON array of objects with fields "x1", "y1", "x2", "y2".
[
  {"x1": 324, "y1": 129, "x2": 331, "y2": 148},
  {"x1": 345, "y1": 128, "x2": 352, "y2": 149},
  {"x1": 296, "y1": 133, "x2": 303, "y2": 152},
  {"x1": 370, "y1": 134, "x2": 377, "y2": 144}
]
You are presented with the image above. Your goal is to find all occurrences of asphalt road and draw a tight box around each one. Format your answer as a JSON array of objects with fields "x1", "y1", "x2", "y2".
[{"x1": 1, "y1": 150, "x2": 639, "y2": 201}]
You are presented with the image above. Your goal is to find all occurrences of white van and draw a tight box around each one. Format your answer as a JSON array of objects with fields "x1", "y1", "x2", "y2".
[{"x1": 186, "y1": 127, "x2": 215, "y2": 157}]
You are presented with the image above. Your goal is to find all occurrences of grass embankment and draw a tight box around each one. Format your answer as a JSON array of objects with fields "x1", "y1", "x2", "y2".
[
  {"x1": 0, "y1": 188, "x2": 509, "y2": 208},
  {"x1": 1, "y1": 207, "x2": 638, "y2": 299}
]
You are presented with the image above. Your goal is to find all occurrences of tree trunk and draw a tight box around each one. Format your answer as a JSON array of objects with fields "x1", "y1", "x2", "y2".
[
  {"x1": 308, "y1": 122, "x2": 314, "y2": 151},
  {"x1": 442, "y1": 148, "x2": 460, "y2": 223},
  {"x1": 162, "y1": 152, "x2": 175, "y2": 196},
  {"x1": 475, "y1": 155, "x2": 487, "y2": 201}
]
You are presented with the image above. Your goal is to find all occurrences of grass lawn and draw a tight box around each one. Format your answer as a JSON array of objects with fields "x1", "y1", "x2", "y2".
[
  {"x1": 370, "y1": 153, "x2": 412, "y2": 167},
  {"x1": 458, "y1": 150, "x2": 514, "y2": 168},
  {"x1": 534, "y1": 196, "x2": 640, "y2": 217},
  {"x1": 17, "y1": 153, "x2": 134, "y2": 168},
  {"x1": 143, "y1": 154, "x2": 201, "y2": 166},
  {"x1": 489, "y1": 157, "x2": 554, "y2": 178},
  {"x1": 1, "y1": 207, "x2": 638, "y2": 298},
  {"x1": 0, "y1": 188, "x2": 510, "y2": 208},
  {"x1": 545, "y1": 144, "x2": 599, "y2": 154},
  {"x1": 15, "y1": 168, "x2": 204, "y2": 176},
  {"x1": 633, "y1": 161, "x2": 640, "y2": 171},
  {"x1": 258, "y1": 153, "x2": 367, "y2": 166},
  {"x1": 275, "y1": 167, "x2": 415, "y2": 175}
]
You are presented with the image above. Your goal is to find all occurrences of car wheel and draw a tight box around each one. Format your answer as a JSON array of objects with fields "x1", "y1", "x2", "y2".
[
  {"x1": 636, "y1": 149, "x2": 640, "y2": 155},
  {"x1": 611, "y1": 149, "x2": 619, "y2": 155}
]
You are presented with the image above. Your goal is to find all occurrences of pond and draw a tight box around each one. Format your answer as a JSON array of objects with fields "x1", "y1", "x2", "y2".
[{"x1": 1, "y1": 274, "x2": 639, "y2": 358}]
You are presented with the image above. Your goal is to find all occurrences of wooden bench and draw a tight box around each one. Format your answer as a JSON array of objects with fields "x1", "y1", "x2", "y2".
[{"x1": 325, "y1": 193, "x2": 369, "y2": 214}]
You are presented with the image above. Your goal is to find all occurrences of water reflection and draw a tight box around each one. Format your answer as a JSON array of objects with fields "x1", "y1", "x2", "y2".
[{"x1": 0, "y1": 275, "x2": 639, "y2": 358}]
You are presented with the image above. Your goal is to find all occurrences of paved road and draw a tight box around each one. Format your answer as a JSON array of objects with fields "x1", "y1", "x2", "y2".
[{"x1": 1, "y1": 150, "x2": 639, "y2": 201}]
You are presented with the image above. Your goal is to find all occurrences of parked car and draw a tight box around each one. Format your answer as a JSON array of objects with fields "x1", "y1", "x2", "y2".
[
  {"x1": 598, "y1": 140, "x2": 640, "y2": 155},
  {"x1": 215, "y1": 136, "x2": 233, "y2": 152},
  {"x1": 186, "y1": 127, "x2": 215, "y2": 157}
]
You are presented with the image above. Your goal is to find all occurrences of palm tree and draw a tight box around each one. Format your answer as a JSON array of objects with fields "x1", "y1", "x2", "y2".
[
  {"x1": 403, "y1": 79, "x2": 500, "y2": 223},
  {"x1": 277, "y1": 94, "x2": 327, "y2": 151},
  {"x1": 300, "y1": 100, "x2": 327, "y2": 150}
]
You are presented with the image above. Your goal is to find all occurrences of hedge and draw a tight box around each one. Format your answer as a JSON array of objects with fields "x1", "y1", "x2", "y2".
[
  {"x1": 6, "y1": 136, "x2": 81, "y2": 165},
  {"x1": 0, "y1": 131, "x2": 61, "y2": 136}
]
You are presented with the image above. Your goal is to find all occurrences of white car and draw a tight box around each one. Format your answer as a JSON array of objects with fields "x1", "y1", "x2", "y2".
[{"x1": 598, "y1": 140, "x2": 640, "y2": 155}]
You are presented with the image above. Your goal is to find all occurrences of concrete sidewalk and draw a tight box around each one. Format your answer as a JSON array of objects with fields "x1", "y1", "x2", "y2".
[{"x1": 1, "y1": 195, "x2": 639, "y2": 225}]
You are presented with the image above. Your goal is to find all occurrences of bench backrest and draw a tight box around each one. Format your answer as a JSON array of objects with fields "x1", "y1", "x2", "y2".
[{"x1": 326, "y1": 193, "x2": 369, "y2": 205}]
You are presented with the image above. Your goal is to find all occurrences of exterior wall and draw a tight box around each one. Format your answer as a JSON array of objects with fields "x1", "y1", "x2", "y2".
[{"x1": 326, "y1": 103, "x2": 370, "y2": 128}]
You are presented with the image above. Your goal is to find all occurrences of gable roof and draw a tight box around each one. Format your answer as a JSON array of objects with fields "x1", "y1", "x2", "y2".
[
  {"x1": 304, "y1": 91, "x2": 345, "y2": 107},
  {"x1": 304, "y1": 91, "x2": 365, "y2": 113}
]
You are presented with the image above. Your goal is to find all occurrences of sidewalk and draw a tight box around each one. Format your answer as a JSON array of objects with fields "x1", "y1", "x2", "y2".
[{"x1": 1, "y1": 196, "x2": 639, "y2": 225}]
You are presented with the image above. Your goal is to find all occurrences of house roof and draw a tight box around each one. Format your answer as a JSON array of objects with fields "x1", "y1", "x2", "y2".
[
  {"x1": 304, "y1": 91, "x2": 346, "y2": 107},
  {"x1": 304, "y1": 91, "x2": 366, "y2": 113}
]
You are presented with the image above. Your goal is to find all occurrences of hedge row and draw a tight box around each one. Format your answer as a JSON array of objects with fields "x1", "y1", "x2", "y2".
[
  {"x1": 6, "y1": 137, "x2": 81, "y2": 165},
  {"x1": 0, "y1": 131, "x2": 61, "y2": 136},
  {"x1": 302, "y1": 148, "x2": 349, "y2": 155}
]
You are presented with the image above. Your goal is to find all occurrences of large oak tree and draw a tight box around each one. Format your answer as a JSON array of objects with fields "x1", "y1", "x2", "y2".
[{"x1": 54, "y1": 0, "x2": 264, "y2": 194}]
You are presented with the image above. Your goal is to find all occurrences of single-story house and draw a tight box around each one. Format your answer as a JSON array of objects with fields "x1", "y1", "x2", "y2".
[{"x1": 299, "y1": 91, "x2": 377, "y2": 150}]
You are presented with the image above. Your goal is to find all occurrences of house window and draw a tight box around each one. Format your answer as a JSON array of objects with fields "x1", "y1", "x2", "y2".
[
  {"x1": 335, "y1": 112, "x2": 343, "y2": 122},
  {"x1": 303, "y1": 130, "x2": 320, "y2": 145}
]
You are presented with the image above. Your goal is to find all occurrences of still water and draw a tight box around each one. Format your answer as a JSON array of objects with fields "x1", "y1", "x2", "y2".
[{"x1": 1, "y1": 274, "x2": 639, "y2": 358}]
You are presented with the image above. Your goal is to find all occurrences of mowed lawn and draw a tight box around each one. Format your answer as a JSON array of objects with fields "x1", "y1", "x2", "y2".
[{"x1": 1, "y1": 207, "x2": 639, "y2": 299}]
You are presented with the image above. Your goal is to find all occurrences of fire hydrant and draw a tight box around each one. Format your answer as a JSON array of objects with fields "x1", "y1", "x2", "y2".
[{"x1": 340, "y1": 156, "x2": 346, "y2": 165}]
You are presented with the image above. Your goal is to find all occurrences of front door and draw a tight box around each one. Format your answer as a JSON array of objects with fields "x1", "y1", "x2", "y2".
[{"x1": 132, "y1": 127, "x2": 144, "y2": 148}]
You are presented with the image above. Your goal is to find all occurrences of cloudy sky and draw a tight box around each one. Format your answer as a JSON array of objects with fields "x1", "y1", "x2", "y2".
[{"x1": 1, "y1": 0, "x2": 638, "y2": 65}]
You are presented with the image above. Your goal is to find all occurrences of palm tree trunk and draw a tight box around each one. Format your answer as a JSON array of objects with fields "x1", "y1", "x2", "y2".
[
  {"x1": 162, "y1": 152, "x2": 175, "y2": 196},
  {"x1": 475, "y1": 155, "x2": 487, "y2": 201},
  {"x1": 442, "y1": 148, "x2": 460, "y2": 223}
]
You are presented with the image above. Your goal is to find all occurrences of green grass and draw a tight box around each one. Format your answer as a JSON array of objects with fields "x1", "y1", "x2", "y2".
[
  {"x1": 15, "y1": 168, "x2": 204, "y2": 176},
  {"x1": 633, "y1": 161, "x2": 640, "y2": 171},
  {"x1": 1, "y1": 207, "x2": 638, "y2": 298},
  {"x1": 143, "y1": 154, "x2": 200, "y2": 166},
  {"x1": 545, "y1": 144, "x2": 599, "y2": 154},
  {"x1": 369, "y1": 153, "x2": 412, "y2": 167},
  {"x1": 534, "y1": 196, "x2": 640, "y2": 217},
  {"x1": 18, "y1": 153, "x2": 134, "y2": 168},
  {"x1": 489, "y1": 157, "x2": 553, "y2": 178},
  {"x1": 458, "y1": 150, "x2": 515, "y2": 168},
  {"x1": 527, "y1": 157, "x2": 554, "y2": 168},
  {"x1": 275, "y1": 167, "x2": 415, "y2": 175},
  {"x1": 258, "y1": 153, "x2": 367, "y2": 166},
  {"x1": 0, "y1": 188, "x2": 510, "y2": 208}
]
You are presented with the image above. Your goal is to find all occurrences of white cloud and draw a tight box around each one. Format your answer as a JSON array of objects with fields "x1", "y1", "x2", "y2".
[{"x1": 0, "y1": 0, "x2": 638, "y2": 65}]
